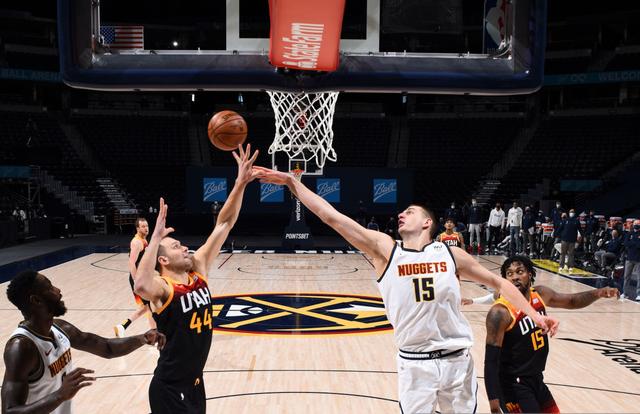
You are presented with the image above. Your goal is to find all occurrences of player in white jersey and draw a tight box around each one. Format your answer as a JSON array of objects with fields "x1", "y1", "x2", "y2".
[
  {"x1": 255, "y1": 166, "x2": 559, "y2": 414},
  {"x1": 2, "y1": 270, "x2": 166, "y2": 414}
]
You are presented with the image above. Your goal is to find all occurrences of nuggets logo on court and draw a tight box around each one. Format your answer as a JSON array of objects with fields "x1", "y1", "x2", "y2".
[{"x1": 211, "y1": 293, "x2": 392, "y2": 335}]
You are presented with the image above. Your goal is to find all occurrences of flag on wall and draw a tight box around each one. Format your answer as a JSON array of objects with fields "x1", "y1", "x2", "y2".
[{"x1": 100, "y1": 25, "x2": 144, "y2": 50}]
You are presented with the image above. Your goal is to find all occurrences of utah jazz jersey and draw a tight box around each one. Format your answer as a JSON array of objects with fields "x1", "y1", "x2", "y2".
[
  {"x1": 494, "y1": 288, "x2": 549, "y2": 377},
  {"x1": 153, "y1": 272, "x2": 213, "y2": 383},
  {"x1": 9, "y1": 323, "x2": 73, "y2": 414},
  {"x1": 131, "y1": 234, "x2": 149, "y2": 269},
  {"x1": 377, "y1": 241, "x2": 473, "y2": 353},
  {"x1": 439, "y1": 232, "x2": 462, "y2": 248}
]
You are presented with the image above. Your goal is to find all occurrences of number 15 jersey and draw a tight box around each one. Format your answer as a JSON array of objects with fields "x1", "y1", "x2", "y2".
[{"x1": 377, "y1": 241, "x2": 473, "y2": 353}]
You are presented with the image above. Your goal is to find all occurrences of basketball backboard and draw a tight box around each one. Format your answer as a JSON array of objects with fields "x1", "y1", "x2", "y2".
[{"x1": 58, "y1": 0, "x2": 547, "y2": 94}]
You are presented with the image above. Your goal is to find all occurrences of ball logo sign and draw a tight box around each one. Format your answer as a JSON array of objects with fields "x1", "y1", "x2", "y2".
[
  {"x1": 203, "y1": 178, "x2": 227, "y2": 202},
  {"x1": 211, "y1": 293, "x2": 392, "y2": 335},
  {"x1": 260, "y1": 183, "x2": 284, "y2": 203},
  {"x1": 316, "y1": 178, "x2": 340, "y2": 203},
  {"x1": 373, "y1": 179, "x2": 397, "y2": 203}
]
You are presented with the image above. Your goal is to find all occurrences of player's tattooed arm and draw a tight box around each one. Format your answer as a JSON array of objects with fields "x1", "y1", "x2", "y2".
[{"x1": 535, "y1": 285, "x2": 619, "y2": 309}]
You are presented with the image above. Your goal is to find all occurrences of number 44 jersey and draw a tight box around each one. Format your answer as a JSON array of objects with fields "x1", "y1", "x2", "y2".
[
  {"x1": 377, "y1": 241, "x2": 473, "y2": 353},
  {"x1": 152, "y1": 271, "x2": 213, "y2": 383}
]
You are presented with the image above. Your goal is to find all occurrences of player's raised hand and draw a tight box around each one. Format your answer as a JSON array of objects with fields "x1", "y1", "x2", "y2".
[
  {"x1": 233, "y1": 143, "x2": 260, "y2": 184},
  {"x1": 151, "y1": 197, "x2": 174, "y2": 240},
  {"x1": 253, "y1": 166, "x2": 292, "y2": 186}
]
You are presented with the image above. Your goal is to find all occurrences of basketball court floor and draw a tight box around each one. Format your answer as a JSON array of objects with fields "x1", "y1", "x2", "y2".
[{"x1": 1, "y1": 248, "x2": 638, "y2": 413}]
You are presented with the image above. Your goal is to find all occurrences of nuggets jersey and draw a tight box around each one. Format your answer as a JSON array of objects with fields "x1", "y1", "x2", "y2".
[
  {"x1": 494, "y1": 288, "x2": 549, "y2": 377},
  {"x1": 439, "y1": 232, "x2": 462, "y2": 248},
  {"x1": 377, "y1": 241, "x2": 473, "y2": 353},
  {"x1": 153, "y1": 272, "x2": 213, "y2": 382},
  {"x1": 9, "y1": 324, "x2": 73, "y2": 414}
]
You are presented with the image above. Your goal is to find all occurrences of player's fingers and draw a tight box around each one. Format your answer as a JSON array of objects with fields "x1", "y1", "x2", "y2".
[
  {"x1": 232, "y1": 151, "x2": 241, "y2": 163},
  {"x1": 244, "y1": 143, "x2": 251, "y2": 160},
  {"x1": 249, "y1": 149, "x2": 259, "y2": 164},
  {"x1": 165, "y1": 227, "x2": 175, "y2": 235},
  {"x1": 237, "y1": 143, "x2": 245, "y2": 158}
]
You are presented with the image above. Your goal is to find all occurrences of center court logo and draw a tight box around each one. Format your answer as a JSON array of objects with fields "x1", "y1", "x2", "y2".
[{"x1": 211, "y1": 293, "x2": 392, "y2": 335}]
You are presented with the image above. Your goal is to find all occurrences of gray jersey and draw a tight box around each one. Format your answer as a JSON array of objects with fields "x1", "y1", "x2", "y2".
[
  {"x1": 9, "y1": 323, "x2": 73, "y2": 414},
  {"x1": 377, "y1": 241, "x2": 473, "y2": 353}
]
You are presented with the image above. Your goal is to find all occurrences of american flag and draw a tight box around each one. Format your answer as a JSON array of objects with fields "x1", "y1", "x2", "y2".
[{"x1": 100, "y1": 25, "x2": 144, "y2": 50}]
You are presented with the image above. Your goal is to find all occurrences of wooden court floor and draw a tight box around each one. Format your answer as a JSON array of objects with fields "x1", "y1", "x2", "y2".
[{"x1": 1, "y1": 252, "x2": 638, "y2": 413}]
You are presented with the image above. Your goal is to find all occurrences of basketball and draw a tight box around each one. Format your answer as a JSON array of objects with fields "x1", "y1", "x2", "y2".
[{"x1": 207, "y1": 110, "x2": 248, "y2": 151}]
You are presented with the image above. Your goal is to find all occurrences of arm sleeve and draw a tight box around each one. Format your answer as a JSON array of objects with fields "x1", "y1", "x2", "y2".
[
  {"x1": 484, "y1": 344, "x2": 502, "y2": 401},
  {"x1": 472, "y1": 292, "x2": 496, "y2": 305}
]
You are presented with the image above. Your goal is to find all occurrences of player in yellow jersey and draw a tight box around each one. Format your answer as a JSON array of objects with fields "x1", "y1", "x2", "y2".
[
  {"x1": 484, "y1": 255, "x2": 618, "y2": 413},
  {"x1": 436, "y1": 218, "x2": 465, "y2": 249},
  {"x1": 114, "y1": 218, "x2": 157, "y2": 337}
]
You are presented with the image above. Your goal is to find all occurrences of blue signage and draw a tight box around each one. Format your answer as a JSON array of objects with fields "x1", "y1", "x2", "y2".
[
  {"x1": 203, "y1": 178, "x2": 227, "y2": 202},
  {"x1": 316, "y1": 178, "x2": 340, "y2": 203},
  {"x1": 544, "y1": 70, "x2": 640, "y2": 86},
  {"x1": 373, "y1": 179, "x2": 397, "y2": 203},
  {"x1": 260, "y1": 183, "x2": 284, "y2": 203}
]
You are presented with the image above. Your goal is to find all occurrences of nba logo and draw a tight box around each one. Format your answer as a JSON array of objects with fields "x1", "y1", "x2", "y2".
[
  {"x1": 260, "y1": 183, "x2": 284, "y2": 203},
  {"x1": 373, "y1": 179, "x2": 397, "y2": 203},
  {"x1": 316, "y1": 178, "x2": 340, "y2": 203},
  {"x1": 203, "y1": 178, "x2": 227, "y2": 202}
]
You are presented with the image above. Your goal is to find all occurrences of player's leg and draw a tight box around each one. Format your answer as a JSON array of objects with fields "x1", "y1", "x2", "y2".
[
  {"x1": 436, "y1": 350, "x2": 477, "y2": 413},
  {"x1": 535, "y1": 378, "x2": 560, "y2": 414},
  {"x1": 500, "y1": 376, "x2": 542, "y2": 413},
  {"x1": 149, "y1": 377, "x2": 191, "y2": 414},
  {"x1": 396, "y1": 355, "x2": 439, "y2": 414}
]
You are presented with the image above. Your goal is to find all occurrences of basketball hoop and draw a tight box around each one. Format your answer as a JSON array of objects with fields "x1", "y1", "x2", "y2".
[
  {"x1": 267, "y1": 90, "x2": 339, "y2": 170},
  {"x1": 290, "y1": 164, "x2": 305, "y2": 182}
]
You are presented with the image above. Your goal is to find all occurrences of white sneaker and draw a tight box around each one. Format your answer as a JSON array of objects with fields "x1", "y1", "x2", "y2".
[
  {"x1": 619, "y1": 294, "x2": 627, "y2": 301},
  {"x1": 635, "y1": 295, "x2": 640, "y2": 301},
  {"x1": 114, "y1": 324, "x2": 126, "y2": 338}
]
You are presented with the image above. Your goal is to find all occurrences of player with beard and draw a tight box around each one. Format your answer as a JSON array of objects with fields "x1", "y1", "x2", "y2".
[
  {"x1": 2, "y1": 270, "x2": 165, "y2": 414},
  {"x1": 254, "y1": 166, "x2": 559, "y2": 413},
  {"x1": 484, "y1": 256, "x2": 619, "y2": 413},
  {"x1": 135, "y1": 144, "x2": 258, "y2": 414}
]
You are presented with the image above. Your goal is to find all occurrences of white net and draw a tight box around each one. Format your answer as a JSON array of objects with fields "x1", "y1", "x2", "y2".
[{"x1": 267, "y1": 90, "x2": 339, "y2": 170}]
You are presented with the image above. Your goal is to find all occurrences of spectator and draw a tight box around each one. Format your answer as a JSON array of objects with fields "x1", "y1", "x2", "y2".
[
  {"x1": 621, "y1": 219, "x2": 640, "y2": 301},
  {"x1": 507, "y1": 201, "x2": 523, "y2": 256},
  {"x1": 584, "y1": 210, "x2": 599, "y2": 253},
  {"x1": 468, "y1": 198, "x2": 483, "y2": 254},
  {"x1": 523, "y1": 207, "x2": 536, "y2": 256},
  {"x1": 594, "y1": 229, "x2": 623, "y2": 272},
  {"x1": 444, "y1": 202, "x2": 461, "y2": 224},
  {"x1": 366, "y1": 216, "x2": 379, "y2": 231},
  {"x1": 550, "y1": 201, "x2": 565, "y2": 231},
  {"x1": 487, "y1": 202, "x2": 505, "y2": 254},
  {"x1": 541, "y1": 217, "x2": 555, "y2": 258},
  {"x1": 557, "y1": 209, "x2": 582, "y2": 273}
]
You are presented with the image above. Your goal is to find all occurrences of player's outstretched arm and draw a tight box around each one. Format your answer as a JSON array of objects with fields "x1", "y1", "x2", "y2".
[
  {"x1": 451, "y1": 247, "x2": 560, "y2": 336},
  {"x1": 254, "y1": 166, "x2": 394, "y2": 273},
  {"x1": 192, "y1": 144, "x2": 259, "y2": 275},
  {"x1": 535, "y1": 285, "x2": 618, "y2": 309},
  {"x1": 134, "y1": 197, "x2": 173, "y2": 304},
  {"x1": 54, "y1": 319, "x2": 166, "y2": 358},
  {"x1": 484, "y1": 305, "x2": 512, "y2": 414},
  {"x1": 2, "y1": 337, "x2": 95, "y2": 414}
]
